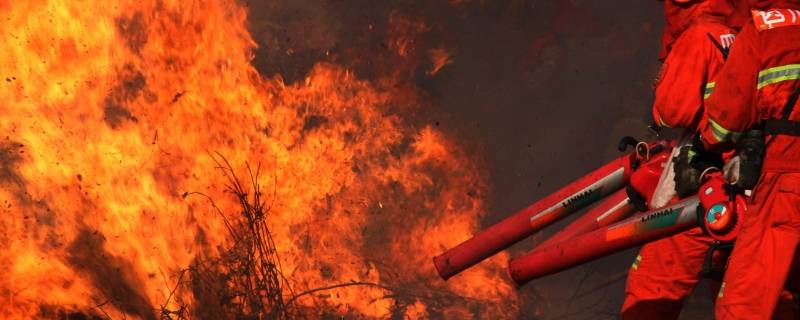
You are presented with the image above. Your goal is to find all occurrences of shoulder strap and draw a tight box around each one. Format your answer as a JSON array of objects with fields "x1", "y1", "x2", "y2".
[
  {"x1": 781, "y1": 88, "x2": 800, "y2": 120},
  {"x1": 764, "y1": 89, "x2": 800, "y2": 136}
]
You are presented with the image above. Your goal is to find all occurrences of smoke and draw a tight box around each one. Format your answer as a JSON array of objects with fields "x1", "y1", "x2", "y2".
[{"x1": 67, "y1": 229, "x2": 155, "y2": 320}]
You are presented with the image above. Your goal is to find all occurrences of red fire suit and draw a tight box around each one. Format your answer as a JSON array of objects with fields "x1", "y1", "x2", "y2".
[
  {"x1": 700, "y1": 4, "x2": 800, "y2": 319},
  {"x1": 621, "y1": 1, "x2": 738, "y2": 318}
]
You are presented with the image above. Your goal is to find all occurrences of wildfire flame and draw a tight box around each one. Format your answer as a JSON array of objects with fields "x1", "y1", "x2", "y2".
[
  {"x1": 427, "y1": 48, "x2": 454, "y2": 76},
  {"x1": 0, "y1": 0, "x2": 518, "y2": 318}
]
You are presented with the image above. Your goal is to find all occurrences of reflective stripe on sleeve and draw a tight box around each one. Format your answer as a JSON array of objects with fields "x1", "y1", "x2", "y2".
[
  {"x1": 704, "y1": 82, "x2": 715, "y2": 99},
  {"x1": 631, "y1": 254, "x2": 642, "y2": 270},
  {"x1": 757, "y1": 64, "x2": 800, "y2": 89},
  {"x1": 708, "y1": 118, "x2": 743, "y2": 143}
]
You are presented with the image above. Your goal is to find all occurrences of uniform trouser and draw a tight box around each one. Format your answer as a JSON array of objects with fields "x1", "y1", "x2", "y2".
[
  {"x1": 621, "y1": 137, "x2": 719, "y2": 319},
  {"x1": 622, "y1": 173, "x2": 800, "y2": 319},
  {"x1": 621, "y1": 227, "x2": 721, "y2": 320},
  {"x1": 621, "y1": 143, "x2": 798, "y2": 319},
  {"x1": 716, "y1": 172, "x2": 800, "y2": 319}
]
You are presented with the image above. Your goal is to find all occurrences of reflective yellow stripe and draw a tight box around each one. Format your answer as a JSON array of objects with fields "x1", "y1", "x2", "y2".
[
  {"x1": 704, "y1": 82, "x2": 715, "y2": 99},
  {"x1": 717, "y1": 282, "x2": 725, "y2": 298},
  {"x1": 757, "y1": 64, "x2": 800, "y2": 89},
  {"x1": 631, "y1": 254, "x2": 642, "y2": 270},
  {"x1": 708, "y1": 118, "x2": 743, "y2": 143},
  {"x1": 709, "y1": 119, "x2": 730, "y2": 142}
]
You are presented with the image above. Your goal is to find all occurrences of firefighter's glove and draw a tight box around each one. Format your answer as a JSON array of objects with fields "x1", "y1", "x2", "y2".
[
  {"x1": 673, "y1": 137, "x2": 724, "y2": 198},
  {"x1": 689, "y1": 135, "x2": 724, "y2": 171},
  {"x1": 735, "y1": 129, "x2": 764, "y2": 190}
]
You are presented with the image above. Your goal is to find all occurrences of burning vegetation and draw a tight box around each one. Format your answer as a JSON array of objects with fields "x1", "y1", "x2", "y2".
[{"x1": 0, "y1": 0, "x2": 518, "y2": 318}]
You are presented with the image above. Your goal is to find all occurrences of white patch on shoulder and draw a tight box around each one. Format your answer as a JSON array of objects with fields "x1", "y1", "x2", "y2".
[{"x1": 719, "y1": 34, "x2": 735, "y2": 49}]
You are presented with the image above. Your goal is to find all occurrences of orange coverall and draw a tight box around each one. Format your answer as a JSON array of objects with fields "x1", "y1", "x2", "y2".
[
  {"x1": 700, "y1": 4, "x2": 800, "y2": 319},
  {"x1": 621, "y1": 1, "x2": 737, "y2": 318}
]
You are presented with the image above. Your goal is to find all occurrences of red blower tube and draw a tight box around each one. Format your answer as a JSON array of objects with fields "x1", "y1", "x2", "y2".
[
  {"x1": 433, "y1": 153, "x2": 634, "y2": 280},
  {"x1": 532, "y1": 147, "x2": 670, "y2": 250},
  {"x1": 534, "y1": 189, "x2": 635, "y2": 250},
  {"x1": 508, "y1": 196, "x2": 700, "y2": 285}
]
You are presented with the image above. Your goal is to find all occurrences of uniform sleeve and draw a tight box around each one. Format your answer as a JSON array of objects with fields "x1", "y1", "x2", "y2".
[
  {"x1": 700, "y1": 23, "x2": 760, "y2": 149},
  {"x1": 652, "y1": 29, "x2": 710, "y2": 129}
]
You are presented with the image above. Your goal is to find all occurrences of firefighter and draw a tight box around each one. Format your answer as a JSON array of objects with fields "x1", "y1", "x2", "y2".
[
  {"x1": 620, "y1": 1, "x2": 743, "y2": 318},
  {"x1": 698, "y1": 1, "x2": 800, "y2": 318}
]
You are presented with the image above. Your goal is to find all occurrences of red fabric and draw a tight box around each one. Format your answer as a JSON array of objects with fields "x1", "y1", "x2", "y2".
[
  {"x1": 660, "y1": 0, "x2": 741, "y2": 59},
  {"x1": 623, "y1": 4, "x2": 741, "y2": 317},
  {"x1": 661, "y1": 1, "x2": 709, "y2": 59},
  {"x1": 715, "y1": 173, "x2": 800, "y2": 319},
  {"x1": 621, "y1": 228, "x2": 721, "y2": 320},
  {"x1": 728, "y1": 1, "x2": 758, "y2": 30},
  {"x1": 701, "y1": 5, "x2": 800, "y2": 155},
  {"x1": 652, "y1": 21, "x2": 734, "y2": 129},
  {"x1": 700, "y1": 5, "x2": 800, "y2": 170},
  {"x1": 699, "y1": 3, "x2": 800, "y2": 318},
  {"x1": 752, "y1": 0, "x2": 800, "y2": 11}
]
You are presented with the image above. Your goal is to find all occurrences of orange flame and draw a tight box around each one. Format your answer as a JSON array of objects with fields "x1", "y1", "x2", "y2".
[
  {"x1": 0, "y1": 0, "x2": 518, "y2": 318},
  {"x1": 428, "y1": 48, "x2": 454, "y2": 76}
]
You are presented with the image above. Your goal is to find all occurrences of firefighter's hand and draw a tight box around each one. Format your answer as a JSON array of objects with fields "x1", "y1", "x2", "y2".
[
  {"x1": 673, "y1": 137, "x2": 724, "y2": 198},
  {"x1": 688, "y1": 135, "x2": 724, "y2": 171}
]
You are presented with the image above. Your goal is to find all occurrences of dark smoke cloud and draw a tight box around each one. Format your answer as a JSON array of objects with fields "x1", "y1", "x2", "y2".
[
  {"x1": 67, "y1": 229, "x2": 155, "y2": 320},
  {"x1": 242, "y1": 0, "x2": 715, "y2": 318}
]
